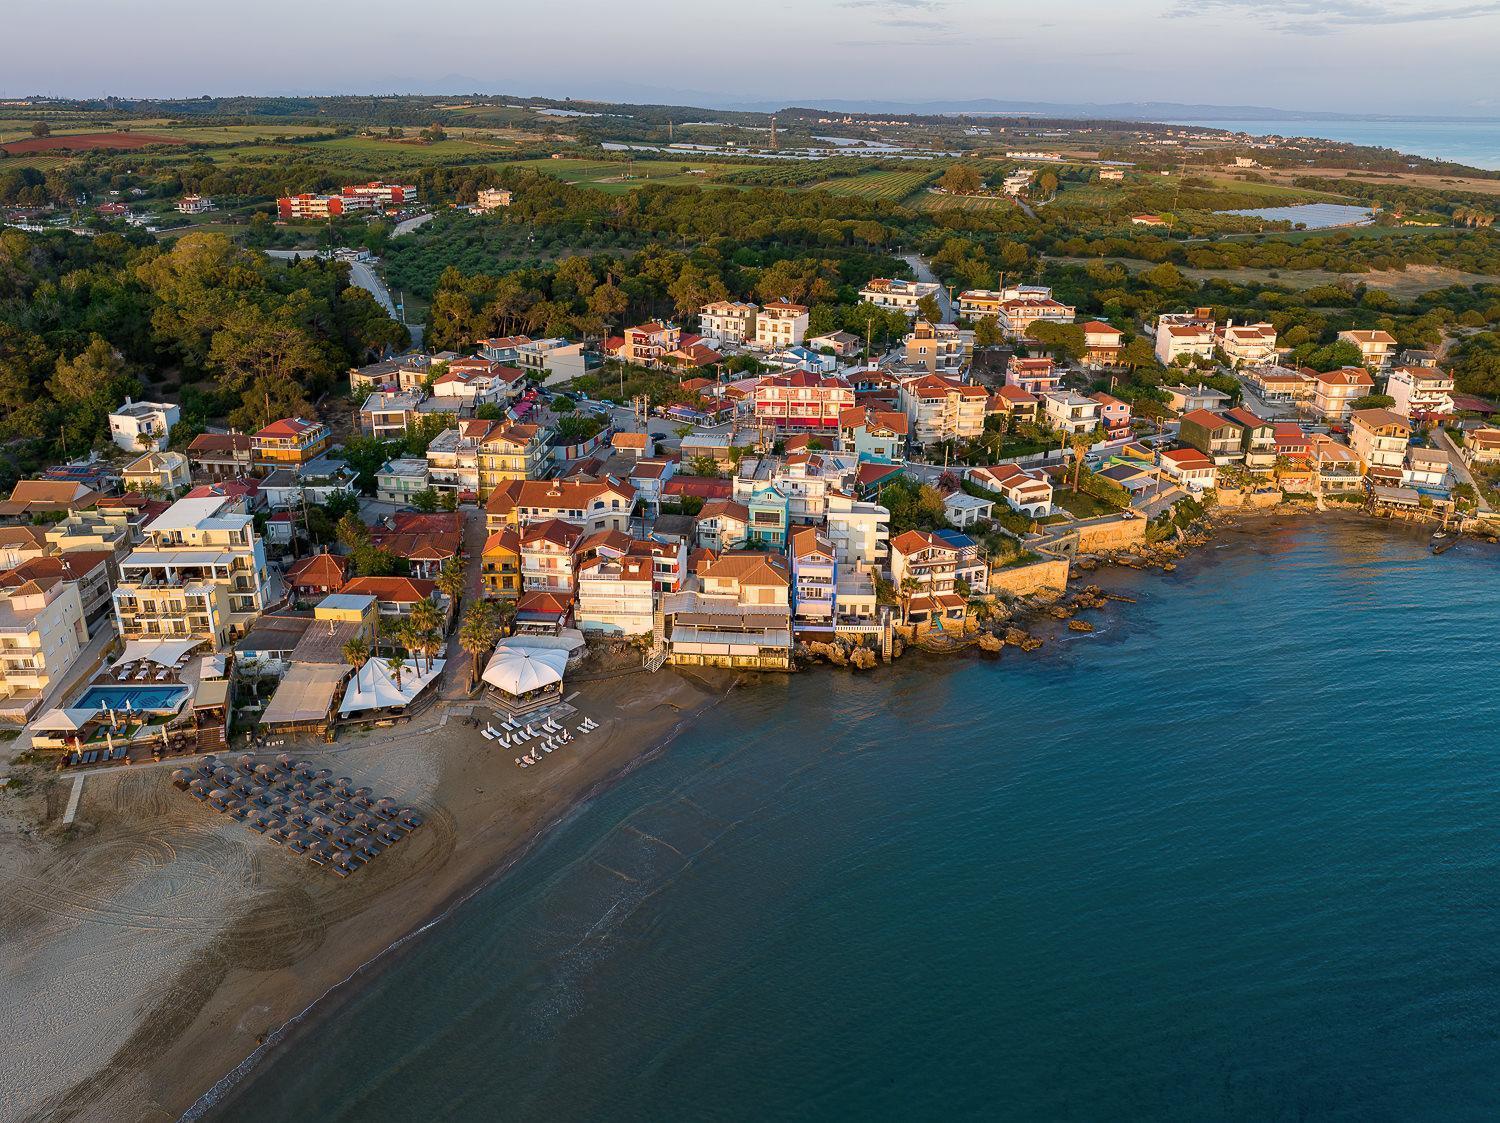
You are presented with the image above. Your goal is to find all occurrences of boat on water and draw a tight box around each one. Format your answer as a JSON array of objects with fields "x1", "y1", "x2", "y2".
[{"x1": 1431, "y1": 529, "x2": 1459, "y2": 555}]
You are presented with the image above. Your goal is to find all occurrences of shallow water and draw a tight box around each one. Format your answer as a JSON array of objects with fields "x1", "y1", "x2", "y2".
[
  {"x1": 1217, "y1": 203, "x2": 1373, "y2": 228},
  {"x1": 221, "y1": 520, "x2": 1500, "y2": 1121}
]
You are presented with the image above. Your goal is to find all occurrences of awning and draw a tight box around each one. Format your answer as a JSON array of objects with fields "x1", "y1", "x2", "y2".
[
  {"x1": 339, "y1": 657, "x2": 445, "y2": 715},
  {"x1": 261, "y1": 663, "x2": 348, "y2": 727},
  {"x1": 113, "y1": 638, "x2": 203, "y2": 668},
  {"x1": 482, "y1": 645, "x2": 568, "y2": 696},
  {"x1": 30, "y1": 707, "x2": 98, "y2": 732}
]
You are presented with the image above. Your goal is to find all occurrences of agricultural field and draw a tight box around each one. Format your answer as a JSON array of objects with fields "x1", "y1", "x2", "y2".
[
  {"x1": 809, "y1": 168, "x2": 934, "y2": 201},
  {"x1": 920, "y1": 191, "x2": 1010, "y2": 212},
  {"x1": 500, "y1": 157, "x2": 734, "y2": 192},
  {"x1": 0, "y1": 131, "x2": 183, "y2": 154}
]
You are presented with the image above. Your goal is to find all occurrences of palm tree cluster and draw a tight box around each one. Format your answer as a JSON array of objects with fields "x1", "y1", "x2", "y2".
[{"x1": 458, "y1": 599, "x2": 507, "y2": 691}]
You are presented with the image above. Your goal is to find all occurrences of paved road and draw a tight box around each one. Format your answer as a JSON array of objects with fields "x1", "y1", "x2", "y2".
[
  {"x1": 392, "y1": 212, "x2": 434, "y2": 237},
  {"x1": 1432, "y1": 427, "x2": 1493, "y2": 515},
  {"x1": 900, "y1": 253, "x2": 955, "y2": 323},
  {"x1": 439, "y1": 506, "x2": 489, "y2": 700}
]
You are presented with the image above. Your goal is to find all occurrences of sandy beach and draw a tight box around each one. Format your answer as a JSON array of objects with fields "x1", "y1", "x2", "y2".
[{"x1": 0, "y1": 664, "x2": 734, "y2": 1123}]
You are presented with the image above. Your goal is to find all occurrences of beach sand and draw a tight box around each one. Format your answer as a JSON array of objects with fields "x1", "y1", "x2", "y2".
[{"x1": 0, "y1": 664, "x2": 732, "y2": 1123}]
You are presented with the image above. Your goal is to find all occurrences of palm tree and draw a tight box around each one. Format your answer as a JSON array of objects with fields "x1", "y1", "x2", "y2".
[
  {"x1": 385, "y1": 645, "x2": 408, "y2": 691},
  {"x1": 899, "y1": 576, "x2": 920, "y2": 627},
  {"x1": 395, "y1": 616, "x2": 429, "y2": 675},
  {"x1": 408, "y1": 598, "x2": 446, "y2": 670},
  {"x1": 341, "y1": 637, "x2": 371, "y2": 672},
  {"x1": 435, "y1": 556, "x2": 465, "y2": 612},
  {"x1": 458, "y1": 600, "x2": 501, "y2": 690}
]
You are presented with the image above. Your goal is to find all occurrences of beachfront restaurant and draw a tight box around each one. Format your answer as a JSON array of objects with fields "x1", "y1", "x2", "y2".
[
  {"x1": 481, "y1": 643, "x2": 569, "y2": 715},
  {"x1": 338, "y1": 652, "x2": 445, "y2": 722}
]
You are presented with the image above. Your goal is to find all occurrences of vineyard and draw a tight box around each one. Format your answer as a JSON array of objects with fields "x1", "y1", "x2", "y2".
[
  {"x1": 921, "y1": 192, "x2": 1011, "y2": 212},
  {"x1": 811, "y1": 168, "x2": 936, "y2": 201}
]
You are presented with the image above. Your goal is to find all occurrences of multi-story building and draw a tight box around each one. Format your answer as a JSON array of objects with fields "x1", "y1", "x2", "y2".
[
  {"x1": 359, "y1": 391, "x2": 422, "y2": 440},
  {"x1": 1338, "y1": 329, "x2": 1398, "y2": 370},
  {"x1": 699, "y1": 300, "x2": 758, "y2": 346},
  {"x1": 838, "y1": 405, "x2": 909, "y2": 463},
  {"x1": 251, "y1": 416, "x2": 331, "y2": 470},
  {"x1": 1216, "y1": 322, "x2": 1278, "y2": 368},
  {"x1": 789, "y1": 527, "x2": 839, "y2": 633},
  {"x1": 967, "y1": 464, "x2": 1053, "y2": 517},
  {"x1": 1154, "y1": 309, "x2": 1217, "y2": 366},
  {"x1": 955, "y1": 285, "x2": 1053, "y2": 321},
  {"x1": 1005, "y1": 356, "x2": 1062, "y2": 394},
  {"x1": 480, "y1": 528, "x2": 521, "y2": 600},
  {"x1": 108, "y1": 398, "x2": 180, "y2": 453},
  {"x1": 477, "y1": 423, "x2": 551, "y2": 495},
  {"x1": 889, "y1": 530, "x2": 964, "y2": 628},
  {"x1": 340, "y1": 182, "x2": 418, "y2": 208},
  {"x1": 1157, "y1": 447, "x2": 1218, "y2": 492},
  {"x1": 858, "y1": 278, "x2": 942, "y2": 316},
  {"x1": 1463, "y1": 429, "x2": 1500, "y2": 467},
  {"x1": 823, "y1": 491, "x2": 890, "y2": 573},
  {"x1": 122, "y1": 451, "x2": 192, "y2": 496},
  {"x1": 1081, "y1": 320, "x2": 1124, "y2": 368},
  {"x1": 696, "y1": 499, "x2": 750, "y2": 552},
  {"x1": 519, "y1": 519, "x2": 583, "y2": 595},
  {"x1": 753, "y1": 298, "x2": 809, "y2": 350},
  {"x1": 1224, "y1": 407, "x2": 1278, "y2": 472},
  {"x1": 1177, "y1": 410, "x2": 1247, "y2": 465},
  {"x1": 576, "y1": 553, "x2": 655, "y2": 636},
  {"x1": 618, "y1": 322, "x2": 681, "y2": 367},
  {"x1": 998, "y1": 295, "x2": 1075, "y2": 339},
  {"x1": 904, "y1": 320, "x2": 966, "y2": 374},
  {"x1": 1348, "y1": 408, "x2": 1412, "y2": 485},
  {"x1": 1244, "y1": 365, "x2": 1314, "y2": 403},
  {"x1": 485, "y1": 478, "x2": 636, "y2": 534},
  {"x1": 1164, "y1": 383, "x2": 1233, "y2": 414},
  {"x1": 1312, "y1": 367, "x2": 1373, "y2": 422},
  {"x1": 177, "y1": 195, "x2": 212, "y2": 214},
  {"x1": 0, "y1": 575, "x2": 87, "y2": 722},
  {"x1": 112, "y1": 495, "x2": 269, "y2": 649},
  {"x1": 1386, "y1": 365, "x2": 1456, "y2": 421},
  {"x1": 1041, "y1": 392, "x2": 1103, "y2": 436},
  {"x1": 662, "y1": 552, "x2": 793, "y2": 670},
  {"x1": 474, "y1": 188, "x2": 513, "y2": 211},
  {"x1": 753, "y1": 371, "x2": 855, "y2": 433},
  {"x1": 277, "y1": 193, "x2": 360, "y2": 220},
  {"x1": 989, "y1": 385, "x2": 1040, "y2": 425},
  {"x1": 1092, "y1": 392, "x2": 1132, "y2": 438},
  {"x1": 186, "y1": 432, "x2": 255, "y2": 481},
  {"x1": 898, "y1": 374, "x2": 987, "y2": 445},
  {"x1": 375, "y1": 458, "x2": 430, "y2": 504}
]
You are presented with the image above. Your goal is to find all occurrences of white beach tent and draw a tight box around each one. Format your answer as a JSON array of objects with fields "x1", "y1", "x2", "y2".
[
  {"x1": 481, "y1": 645, "x2": 568, "y2": 697},
  {"x1": 111, "y1": 638, "x2": 201, "y2": 668},
  {"x1": 30, "y1": 707, "x2": 98, "y2": 732},
  {"x1": 338, "y1": 656, "x2": 445, "y2": 716}
]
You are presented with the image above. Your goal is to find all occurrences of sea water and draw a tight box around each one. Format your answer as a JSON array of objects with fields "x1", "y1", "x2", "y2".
[{"x1": 220, "y1": 520, "x2": 1500, "y2": 1121}]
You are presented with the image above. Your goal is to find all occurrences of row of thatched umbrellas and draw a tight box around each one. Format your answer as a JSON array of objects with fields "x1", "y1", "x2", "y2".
[{"x1": 173, "y1": 752, "x2": 425, "y2": 877}]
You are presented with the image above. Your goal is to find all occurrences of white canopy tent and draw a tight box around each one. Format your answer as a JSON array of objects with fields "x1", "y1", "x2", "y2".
[
  {"x1": 481, "y1": 645, "x2": 568, "y2": 700},
  {"x1": 30, "y1": 707, "x2": 99, "y2": 732},
  {"x1": 112, "y1": 639, "x2": 202, "y2": 668},
  {"x1": 339, "y1": 657, "x2": 445, "y2": 716}
]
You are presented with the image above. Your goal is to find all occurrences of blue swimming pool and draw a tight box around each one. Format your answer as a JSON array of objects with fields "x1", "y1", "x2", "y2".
[{"x1": 72, "y1": 684, "x2": 190, "y2": 713}]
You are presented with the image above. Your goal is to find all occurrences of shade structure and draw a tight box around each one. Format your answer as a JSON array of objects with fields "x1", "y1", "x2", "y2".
[
  {"x1": 112, "y1": 638, "x2": 202, "y2": 668},
  {"x1": 30, "y1": 707, "x2": 98, "y2": 732},
  {"x1": 339, "y1": 657, "x2": 445, "y2": 716},
  {"x1": 261, "y1": 664, "x2": 349, "y2": 729},
  {"x1": 481, "y1": 645, "x2": 568, "y2": 697}
]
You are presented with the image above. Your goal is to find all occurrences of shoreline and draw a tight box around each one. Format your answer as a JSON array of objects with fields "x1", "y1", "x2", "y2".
[
  {"x1": 187, "y1": 671, "x2": 734, "y2": 1121},
  {"x1": 7, "y1": 508, "x2": 1488, "y2": 1122}
]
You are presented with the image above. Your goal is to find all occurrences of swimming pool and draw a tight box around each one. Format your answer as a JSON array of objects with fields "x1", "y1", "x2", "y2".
[{"x1": 72, "y1": 684, "x2": 190, "y2": 713}]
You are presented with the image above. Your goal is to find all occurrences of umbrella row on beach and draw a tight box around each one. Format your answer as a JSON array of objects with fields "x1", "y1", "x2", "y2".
[{"x1": 172, "y1": 753, "x2": 425, "y2": 877}]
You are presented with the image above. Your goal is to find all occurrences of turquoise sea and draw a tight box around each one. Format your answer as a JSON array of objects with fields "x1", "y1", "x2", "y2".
[
  {"x1": 1167, "y1": 117, "x2": 1500, "y2": 171},
  {"x1": 217, "y1": 519, "x2": 1500, "y2": 1120}
]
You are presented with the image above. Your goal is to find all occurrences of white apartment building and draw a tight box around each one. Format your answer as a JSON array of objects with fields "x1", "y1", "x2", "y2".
[
  {"x1": 108, "y1": 398, "x2": 181, "y2": 453},
  {"x1": 1338, "y1": 329, "x2": 1398, "y2": 370},
  {"x1": 0, "y1": 577, "x2": 87, "y2": 722},
  {"x1": 754, "y1": 298, "x2": 809, "y2": 350},
  {"x1": 1348, "y1": 408, "x2": 1411, "y2": 484},
  {"x1": 1216, "y1": 322, "x2": 1278, "y2": 368},
  {"x1": 898, "y1": 374, "x2": 988, "y2": 445},
  {"x1": 474, "y1": 188, "x2": 513, "y2": 211},
  {"x1": 859, "y1": 277, "x2": 943, "y2": 316},
  {"x1": 576, "y1": 553, "x2": 655, "y2": 636},
  {"x1": 1042, "y1": 391, "x2": 1104, "y2": 436},
  {"x1": 823, "y1": 492, "x2": 891, "y2": 573},
  {"x1": 1386, "y1": 365, "x2": 1456, "y2": 419},
  {"x1": 112, "y1": 496, "x2": 270, "y2": 649},
  {"x1": 700, "y1": 300, "x2": 758, "y2": 346},
  {"x1": 1154, "y1": 309, "x2": 1217, "y2": 366}
]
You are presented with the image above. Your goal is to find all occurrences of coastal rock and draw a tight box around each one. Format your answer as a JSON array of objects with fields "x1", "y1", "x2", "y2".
[
  {"x1": 1047, "y1": 605, "x2": 1074, "y2": 619},
  {"x1": 1003, "y1": 627, "x2": 1043, "y2": 651},
  {"x1": 850, "y1": 647, "x2": 877, "y2": 671},
  {"x1": 977, "y1": 632, "x2": 1004, "y2": 654},
  {"x1": 1068, "y1": 620, "x2": 1095, "y2": 633}
]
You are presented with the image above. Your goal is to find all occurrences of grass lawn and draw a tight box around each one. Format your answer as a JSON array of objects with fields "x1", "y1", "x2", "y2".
[{"x1": 1053, "y1": 487, "x2": 1123, "y2": 519}]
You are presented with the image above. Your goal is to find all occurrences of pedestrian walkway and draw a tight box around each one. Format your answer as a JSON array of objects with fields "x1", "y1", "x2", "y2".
[{"x1": 61, "y1": 776, "x2": 84, "y2": 825}]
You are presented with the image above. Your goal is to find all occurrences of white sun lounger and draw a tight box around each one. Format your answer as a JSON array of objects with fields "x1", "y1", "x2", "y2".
[
  {"x1": 496, "y1": 732, "x2": 512, "y2": 748},
  {"x1": 481, "y1": 728, "x2": 496, "y2": 741}
]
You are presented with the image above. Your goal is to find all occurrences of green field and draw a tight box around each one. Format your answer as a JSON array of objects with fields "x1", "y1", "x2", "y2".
[
  {"x1": 811, "y1": 168, "x2": 934, "y2": 201},
  {"x1": 500, "y1": 157, "x2": 734, "y2": 192},
  {"x1": 921, "y1": 191, "x2": 1009, "y2": 212}
]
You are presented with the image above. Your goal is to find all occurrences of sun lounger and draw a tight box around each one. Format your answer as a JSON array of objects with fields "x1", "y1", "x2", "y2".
[
  {"x1": 481, "y1": 728, "x2": 495, "y2": 741},
  {"x1": 496, "y1": 732, "x2": 511, "y2": 748}
]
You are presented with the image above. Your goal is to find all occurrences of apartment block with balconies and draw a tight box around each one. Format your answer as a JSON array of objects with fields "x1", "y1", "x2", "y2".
[{"x1": 111, "y1": 496, "x2": 269, "y2": 649}]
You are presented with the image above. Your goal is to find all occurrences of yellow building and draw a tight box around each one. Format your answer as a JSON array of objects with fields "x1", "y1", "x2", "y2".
[
  {"x1": 251, "y1": 416, "x2": 332, "y2": 469},
  {"x1": 477, "y1": 423, "x2": 551, "y2": 496},
  {"x1": 480, "y1": 528, "x2": 521, "y2": 599}
]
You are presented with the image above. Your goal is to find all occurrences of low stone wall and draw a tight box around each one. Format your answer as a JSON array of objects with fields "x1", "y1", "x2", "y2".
[
  {"x1": 1218, "y1": 486, "x2": 1283, "y2": 510},
  {"x1": 988, "y1": 557, "x2": 1070, "y2": 598},
  {"x1": 1074, "y1": 516, "x2": 1147, "y2": 553}
]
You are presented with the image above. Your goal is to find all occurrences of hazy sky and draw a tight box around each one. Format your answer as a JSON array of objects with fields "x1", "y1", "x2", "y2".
[{"x1": 10, "y1": 0, "x2": 1500, "y2": 116}]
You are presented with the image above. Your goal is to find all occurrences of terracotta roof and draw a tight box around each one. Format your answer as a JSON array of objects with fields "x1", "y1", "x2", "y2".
[
  {"x1": 340, "y1": 576, "x2": 437, "y2": 603},
  {"x1": 1160, "y1": 447, "x2": 1214, "y2": 468},
  {"x1": 890, "y1": 529, "x2": 956, "y2": 556},
  {"x1": 1351, "y1": 408, "x2": 1410, "y2": 432},
  {"x1": 1316, "y1": 367, "x2": 1374, "y2": 388},
  {"x1": 701, "y1": 551, "x2": 789, "y2": 587},
  {"x1": 664, "y1": 476, "x2": 733, "y2": 500},
  {"x1": 187, "y1": 432, "x2": 253, "y2": 454},
  {"x1": 1180, "y1": 409, "x2": 1234, "y2": 430},
  {"x1": 285, "y1": 552, "x2": 349, "y2": 588},
  {"x1": 486, "y1": 477, "x2": 635, "y2": 516},
  {"x1": 483, "y1": 528, "x2": 521, "y2": 554},
  {"x1": 514, "y1": 590, "x2": 571, "y2": 618},
  {"x1": 255, "y1": 416, "x2": 324, "y2": 439},
  {"x1": 520, "y1": 518, "x2": 584, "y2": 550},
  {"x1": 699, "y1": 499, "x2": 749, "y2": 523}
]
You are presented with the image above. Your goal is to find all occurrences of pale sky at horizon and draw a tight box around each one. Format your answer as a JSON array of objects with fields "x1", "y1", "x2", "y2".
[{"x1": 11, "y1": 0, "x2": 1500, "y2": 117}]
